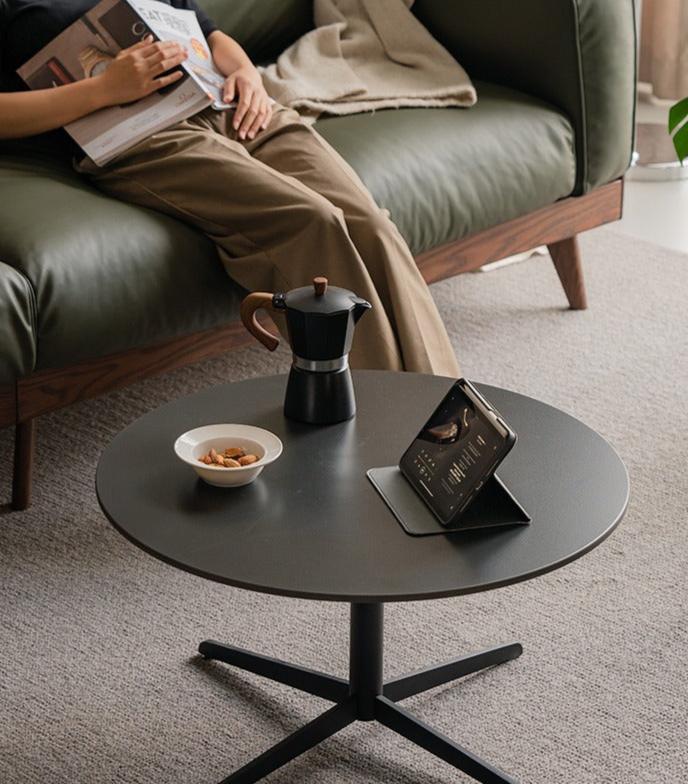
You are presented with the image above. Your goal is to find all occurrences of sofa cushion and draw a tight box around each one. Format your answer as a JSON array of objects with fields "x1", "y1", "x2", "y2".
[
  {"x1": 0, "y1": 81, "x2": 576, "y2": 375},
  {"x1": 0, "y1": 261, "x2": 36, "y2": 383},
  {"x1": 0, "y1": 156, "x2": 243, "y2": 372},
  {"x1": 198, "y1": 0, "x2": 313, "y2": 63},
  {"x1": 314, "y1": 81, "x2": 577, "y2": 255}
]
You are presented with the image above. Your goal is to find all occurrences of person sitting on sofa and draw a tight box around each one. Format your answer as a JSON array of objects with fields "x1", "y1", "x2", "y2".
[{"x1": 0, "y1": 0, "x2": 460, "y2": 377}]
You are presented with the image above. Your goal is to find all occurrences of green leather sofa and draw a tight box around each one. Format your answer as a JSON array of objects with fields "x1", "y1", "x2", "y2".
[{"x1": 0, "y1": 0, "x2": 636, "y2": 508}]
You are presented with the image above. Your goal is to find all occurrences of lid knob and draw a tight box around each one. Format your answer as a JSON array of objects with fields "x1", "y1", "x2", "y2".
[{"x1": 313, "y1": 276, "x2": 328, "y2": 296}]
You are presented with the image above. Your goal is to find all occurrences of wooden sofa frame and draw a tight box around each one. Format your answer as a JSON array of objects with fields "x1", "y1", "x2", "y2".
[{"x1": 2, "y1": 179, "x2": 623, "y2": 510}]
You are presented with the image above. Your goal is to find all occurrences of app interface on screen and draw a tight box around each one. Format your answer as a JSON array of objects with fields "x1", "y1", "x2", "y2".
[{"x1": 404, "y1": 385, "x2": 504, "y2": 520}]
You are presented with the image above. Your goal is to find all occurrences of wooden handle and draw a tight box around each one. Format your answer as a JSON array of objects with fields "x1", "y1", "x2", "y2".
[{"x1": 240, "y1": 292, "x2": 280, "y2": 351}]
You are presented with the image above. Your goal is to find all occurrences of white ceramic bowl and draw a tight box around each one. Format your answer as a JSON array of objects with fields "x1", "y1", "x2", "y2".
[{"x1": 174, "y1": 424, "x2": 283, "y2": 487}]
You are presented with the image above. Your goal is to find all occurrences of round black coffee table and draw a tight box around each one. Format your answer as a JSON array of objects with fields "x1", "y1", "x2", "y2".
[{"x1": 96, "y1": 371, "x2": 628, "y2": 784}]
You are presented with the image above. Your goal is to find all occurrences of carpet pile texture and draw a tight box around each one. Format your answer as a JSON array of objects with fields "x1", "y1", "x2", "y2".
[{"x1": 0, "y1": 227, "x2": 685, "y2": 783}]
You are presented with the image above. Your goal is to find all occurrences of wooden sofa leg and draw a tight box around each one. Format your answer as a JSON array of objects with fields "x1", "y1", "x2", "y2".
[
  {"x1": 547, "y1": 236, "x2": 588, "y2": 310},
  {"x1": 12, "y1": 419, "x2": 36, "y2": 511}
]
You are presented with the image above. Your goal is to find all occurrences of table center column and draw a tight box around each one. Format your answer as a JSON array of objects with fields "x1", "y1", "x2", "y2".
[{"x1": 349, "y1": 603, "x2": 384, "y2": 720}]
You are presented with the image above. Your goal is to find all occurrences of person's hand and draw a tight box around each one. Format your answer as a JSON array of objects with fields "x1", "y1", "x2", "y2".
[
  {"x1": 96, "y1": 36, "x2": 188, "y2": 106},
  {"x1": 223, "y1": 64, "x2": 272, "y2": 140}
]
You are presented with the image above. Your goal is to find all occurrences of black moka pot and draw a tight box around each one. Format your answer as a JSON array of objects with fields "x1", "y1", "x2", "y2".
[{"x1": 240, "y1": 277, "x2": 371, "y2": 424}]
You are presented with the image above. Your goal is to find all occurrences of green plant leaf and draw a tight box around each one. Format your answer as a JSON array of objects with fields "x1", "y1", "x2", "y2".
[
  {"x1": 671, "y1": 121, "x2": 688, "y2": 165},
  {"x1": 668, "y1": 96, "x2": 688, "y2": 133}
]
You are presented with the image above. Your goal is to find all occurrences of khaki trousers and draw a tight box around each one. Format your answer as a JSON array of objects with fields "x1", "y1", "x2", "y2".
[{"x1": 76, "y1": 104, "x2": 460, "y2": 376}]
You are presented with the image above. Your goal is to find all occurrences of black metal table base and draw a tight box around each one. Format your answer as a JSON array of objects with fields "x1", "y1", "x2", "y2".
[{"x1": 199, "y1": 603, "x2": 522, "y2": 784}]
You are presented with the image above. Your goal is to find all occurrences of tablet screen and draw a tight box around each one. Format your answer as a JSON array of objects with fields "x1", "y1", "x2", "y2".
[{"x1": 399, "y1": 381, "x2": 513, "y2": 524}]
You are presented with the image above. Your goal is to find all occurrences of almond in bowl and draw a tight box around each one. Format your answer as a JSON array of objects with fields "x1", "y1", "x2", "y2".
[
  {"x1": 199, "y1": 446, "x2": 260, "y2": 468},
  {"x1": 174, "y1": 424, "x2": 283, "y2": 487}
]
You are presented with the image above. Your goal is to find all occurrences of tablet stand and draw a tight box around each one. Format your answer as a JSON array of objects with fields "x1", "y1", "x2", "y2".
[{"x1": 367, "y1": 466, "x2": 530, "y2": 536}]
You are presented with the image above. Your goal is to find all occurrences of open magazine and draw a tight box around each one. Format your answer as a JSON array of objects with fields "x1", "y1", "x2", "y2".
[{"x1": 17, "y1": 0, "x2": 234, "y2": 166}]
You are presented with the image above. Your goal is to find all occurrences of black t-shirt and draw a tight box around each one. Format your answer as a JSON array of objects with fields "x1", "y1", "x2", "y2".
[{"x1": 0, "y1": 0, "x2": 219, "y2": 158}]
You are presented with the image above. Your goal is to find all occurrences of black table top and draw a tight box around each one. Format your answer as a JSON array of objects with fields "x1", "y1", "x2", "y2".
[{"x1": 96, "y1": 372, "x2": 628, "y2": 603}]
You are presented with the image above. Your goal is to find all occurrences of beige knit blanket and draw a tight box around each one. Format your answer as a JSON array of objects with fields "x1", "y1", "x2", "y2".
[{"x1": 258, "y1": 0, "x2": 477, "y2": 120}]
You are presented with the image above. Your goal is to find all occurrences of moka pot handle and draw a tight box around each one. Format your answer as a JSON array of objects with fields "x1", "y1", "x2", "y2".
[{"x1": 240, "y1": 292, "x2": 280, "y2": 352}]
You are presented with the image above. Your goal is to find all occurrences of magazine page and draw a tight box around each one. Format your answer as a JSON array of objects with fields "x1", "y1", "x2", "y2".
[
  {"x1": 17, "y1": 0, "x2": 209, "y2": 166},
  {"x1": 129, "y1": 0, "x2": 234, "y2": 110}
]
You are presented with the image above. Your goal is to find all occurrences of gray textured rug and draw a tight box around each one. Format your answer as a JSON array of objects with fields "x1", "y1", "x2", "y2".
[{"x1": 1, "y1": 227, "x2": 686, "y2": 784}]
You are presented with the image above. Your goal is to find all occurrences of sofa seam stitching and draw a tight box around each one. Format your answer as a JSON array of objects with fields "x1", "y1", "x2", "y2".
[
  {"x1": 571, "y1": 0, "x2": 589, "y2": 194},
  {"x1": 628, "y1": 0, "x2": 639, "y2": 172}
]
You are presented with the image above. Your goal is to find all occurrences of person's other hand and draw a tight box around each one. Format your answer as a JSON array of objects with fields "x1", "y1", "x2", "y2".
[
  {"x1": 97, "y1": 36, "x2": 188, "y2": 106},
  {"x1": 223, "y1": 65, "x2": 272, "y2": 140}
]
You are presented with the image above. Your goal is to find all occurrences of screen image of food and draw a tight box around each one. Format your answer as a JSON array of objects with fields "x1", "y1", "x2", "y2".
[{"x1": 404, "y1": 384, "x2": 505, "y2": 520}]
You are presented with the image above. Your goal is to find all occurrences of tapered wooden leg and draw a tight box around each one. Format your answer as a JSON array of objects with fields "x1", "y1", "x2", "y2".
[
  {"x1": 12, "y1": 419, "x2": 35, "y2": 511},
  {"x1": 547, "y1": 235, "x2": 588, "y2": 310}
]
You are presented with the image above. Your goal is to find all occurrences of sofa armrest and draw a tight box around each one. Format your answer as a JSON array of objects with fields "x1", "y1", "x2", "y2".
[
  {"x1": 0, "y1": 260, "x2": 36, "y2": 383},
  {"x1": 413, "y1": 0, "x2": 637, "y2": 195}
]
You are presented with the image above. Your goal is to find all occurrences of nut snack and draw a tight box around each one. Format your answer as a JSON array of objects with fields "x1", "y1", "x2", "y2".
[{"x1": 199, "y1": 446, "x2": 260, "y2": 468}]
